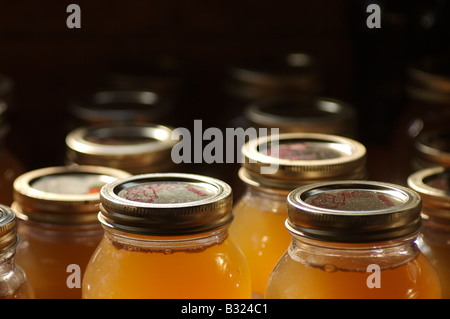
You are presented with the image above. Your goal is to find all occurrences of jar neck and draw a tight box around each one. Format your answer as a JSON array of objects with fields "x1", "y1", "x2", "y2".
[
  {"x1": 244, "y1": 184, "x2": 289, "y2": 202},
  {"x1": 103, "y1": 225, "x2": 230, "y2": 253},
  {"x1": 289, "y1": 232, "x2": 420, "y2": 271},
  {"x1": 0, "y1": 247, "x2": 15, "y2": 272}
]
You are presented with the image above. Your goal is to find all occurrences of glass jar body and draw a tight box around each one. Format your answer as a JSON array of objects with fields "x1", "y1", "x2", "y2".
[
  {"x1": 265, "y1": 234, "x2": 441, "y2": 299},
  {"x1": 417, "y1": 216, "x2": 450, "y2": 299},
  {"x1": 82, "y1": 227, "x2": 251, "y2": 299},
  {"x1": 0, "y1": 249, "x2": 34, "y2": 299},
  {"x1": 14, "y1": 220, "x2": 103, "y2": 299},
  {"x1": 229, "y1": 186, "x2": 290, "y2": 298}
]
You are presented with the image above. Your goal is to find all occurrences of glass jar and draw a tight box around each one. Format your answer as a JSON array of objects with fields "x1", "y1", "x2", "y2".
[
  {"x1": 265, "y1": 180, "x2": 442, "y2": 299},
  {"x1": 82, "y1": 173, "x2": 251, "y2": 299},
  {"x1": 244, "y1": 95, "x2": 357, "y2": 138},
  {"x1": 65, "y1": 123, "x2": 176, "y2": 174},
  {"x1": 408, "y1": 166, "x2": 450, "y2": 298},
  {"x1": 0, "y1": 204, "x2": 34, "y2": 299},
  {"x1": 12, "y1": 165, "x2": 131, "y2": 299},
  {"x1": 67, "y1": 89, "x2": 173, "y2": 129},
  {"x1": 229, "y1": 132, "x2": 367, "y2": 298}
]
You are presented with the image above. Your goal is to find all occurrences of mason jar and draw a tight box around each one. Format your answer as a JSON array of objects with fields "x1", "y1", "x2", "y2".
[
  {"x1": 12, "y1": 165, "x2": 130, "y2": 299},
  {"x1": 408, "y1": 166, "x2": 450, "y2": 298},
  {"x1": 0, "y1": 204, "x2": 34, "y2": 299},
  {"x1": 265, "y1": 180, "x2": 441, "y2": 299},
  {"x1": 82, "y1": 173, "x2": 251, "y2": 299}
]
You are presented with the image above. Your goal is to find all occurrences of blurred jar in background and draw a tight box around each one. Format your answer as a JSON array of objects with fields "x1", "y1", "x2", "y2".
[
  {"x1": 67, "y1": 89, "x2": 174, "y2": 130},
  {"x1": 224, "y1": 52, "x2": 323, "y2": 128},
  {"x1": 265, "y1": 180, "x2": 441, "y2": 299},
  {"x1": 0, "y1": 74, "x2": 25, "y2": 205},
  {"x1": 0, "y1": 204, "x2": 34, "y2": 299},
  {"x1": 244, "y1": 95, "x2": 357, "y2": 138},
  {"x1": 408, "y1": 166, "x2": 450, "y2": 298},
  {"x1": 229, "y1": 132, "x2": 367, "y2": 298},
  {"x1": 12, "y1": 165, "x2": 130, "y2": 299},
  {"x1": 394, "y1": 54, "x2": 450, "y2": 184},
  {"x1": 65, "y1": 123, "x2": 176, "y2": 174}
]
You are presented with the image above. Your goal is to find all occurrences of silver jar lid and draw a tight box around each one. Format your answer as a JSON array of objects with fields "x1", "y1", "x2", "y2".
[
  {"x1": 407, "y1": 166, "x2": 450, "y2": 219},
  {"x1": 12, "y1": 165, "x2": 131, "y2": 225},
  {"x1": 286, "y1": 180, "x2": 422, "y2": 242},
  {"x1": 0, "y1": 205, "x2": 18, "y2": 252},
  {"x1": 239, "y1": 133, "x2": 367, "y2": 191},
  {"x1": 99, "y1": 173, "x2": 233, "y2": 235},
  {"x1": 65, "y1": 123, "x2": 176, "y2": 174},
  {"x1": 244, "y1": 95, "x2": 357, "y2": 138}
]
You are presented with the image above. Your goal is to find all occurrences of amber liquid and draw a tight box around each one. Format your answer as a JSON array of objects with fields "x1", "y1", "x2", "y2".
[
  {"x1": 82, "y1": 232, "x2": 251, "y2": 299},
  {"x1": 418, "y1": 236, "x2": 450, "y2": 299},
  {"x1": 15, "y1": 222, "x2": 103, "y2": 299},
  {"x1": 229, "y1": 190, "x2": 291, "y2": 297},
  {"x1": 265, "y1": 244, "x2": 442, "y2": 299}
]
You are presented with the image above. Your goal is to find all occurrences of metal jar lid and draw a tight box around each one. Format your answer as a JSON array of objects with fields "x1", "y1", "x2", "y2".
[
  {"x1": 407, "y1": 166, "x2": 450, "y2": 219},
  {"x1": 12, "y1": 165, "x2": 131, "y2": 225},
  {"x1": 99, "y1": 173, "x2": 233, "y2": 235},
  {"x1": 244, "y1": 95, "x2": 357, "y2": 137},
  {"x1": 69, "y1": 89, "x2": 172, "y2": 125},
  {"x1": 0, "y1": 205, "x2": 18, "y2": 252},
  {"x1": 286, "y1": 180, "x2": 423, "y2": 243},
  {"x1": 239, "y1": 133, "x2": 367, "y2": 191},
  {"x1": 65, "y1": 123, "x2": 176, "y2": 174},
  {"x1": 414, "y1": 129, "x2": 450, "y2": 169}
]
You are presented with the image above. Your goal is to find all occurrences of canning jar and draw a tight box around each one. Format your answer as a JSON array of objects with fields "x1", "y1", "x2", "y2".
[
  {"x1": 65, "y1": 123, "x2": 176, "y2": 174},
  {"x1": 0, "y1": 204, "x2": 34, "y2": 299},
  {"x1": 408, "y1": 166, "x2": 450, "y2": 298},
  {"x1": 12, "y1": 165, "x2": 130, "y2": 299},
  {"x1": 82, "y1": 173, "x2": 251, "y2": 299},
  {"x1": 265, "y1": 180, "x2": 441, "y2": 299},
  {"x1": 229, "y1": 132, "x2": 367, "y2": 297},
  {"x1": 412, "y1": 128, "x2": 450, "y2": 170}
]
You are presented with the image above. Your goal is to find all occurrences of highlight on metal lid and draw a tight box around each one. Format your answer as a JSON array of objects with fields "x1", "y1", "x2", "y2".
[
  {"x1": 244, "y1": 95, "x2": 357, "y2": 138},
  {"x1": 0, "y1": 205, "x2": 18, "y2": 252},
  {"x1": 239, "y1": 133, "x2": 367, "y2": 190},
  {"x1": 407, "y1": 166, "x2": 450, "y2": 219},
  {"x1": 65, "y1": 123, "x2": 176, "y2": 174},
  {"x1": 286, "y1": 180, "x2": 423, "y2": 242},
  {"x1": 12, "y1": 165, "x2": 131, "y2": 225},
  {"x1": 99, "y1": 173, "x2": 233, "y2": 235}
]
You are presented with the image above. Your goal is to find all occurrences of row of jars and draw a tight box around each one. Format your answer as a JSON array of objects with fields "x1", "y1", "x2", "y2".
[{"x1": 1, "y1": 130, "x2": 450, "y2": 299}]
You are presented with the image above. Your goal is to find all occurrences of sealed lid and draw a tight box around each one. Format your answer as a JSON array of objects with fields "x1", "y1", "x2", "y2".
[
  {"x1": 286, "y1": 181, "x2": 422, "y2": 242},
  {"x1": 65, "y1": 123, "x2": 176, "y2": 174},
  {"x1": 99, "y1": 173, "x2": 233, "y2": 235},
  {"x1": 0, "y1": 205, "x2": 18, "y2": 252},
  {"x1": 407, "y1": 166, "x2": 450, "y2": 219},
  {"x1": 244, "y1": 95, "x2": 356, "y2": 137},
  {"x1": 414, "y1": 129, "x2": 450, "y2": 169},
  {"x1": 13, "y1": 165, "x2": 131, "y2": 225},
  {"x1": 239, "y1": 133, "x2": 367, "y2": 191},
  {"x1": 69, "y1": 89, "x2": 171, "y2": 125}
]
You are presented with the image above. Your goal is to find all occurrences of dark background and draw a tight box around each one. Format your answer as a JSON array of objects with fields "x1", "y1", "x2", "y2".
[{"x1": 0, "y1": 0, "x2": 449, "y2": 188}]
